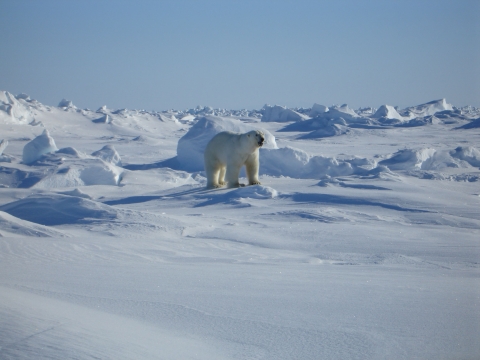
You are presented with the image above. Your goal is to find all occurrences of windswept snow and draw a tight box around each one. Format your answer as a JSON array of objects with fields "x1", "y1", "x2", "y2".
[{"x1": 0, "y1": 91, "x2": 479, "y2": 360}]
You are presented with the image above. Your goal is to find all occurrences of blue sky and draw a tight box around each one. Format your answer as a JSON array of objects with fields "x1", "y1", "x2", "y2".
[{"x1": 1, "y1": 0, "x2": 479, "y2": 110}]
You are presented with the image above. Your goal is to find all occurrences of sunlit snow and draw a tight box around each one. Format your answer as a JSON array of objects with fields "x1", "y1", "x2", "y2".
[{"x1": 0, "y1": 90, "x2": 479, "y2": 359}]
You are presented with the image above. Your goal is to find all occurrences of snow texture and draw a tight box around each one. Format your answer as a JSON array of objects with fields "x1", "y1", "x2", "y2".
[{"x1": 0, "y1": 91, "x2": 479, "y2": 360}]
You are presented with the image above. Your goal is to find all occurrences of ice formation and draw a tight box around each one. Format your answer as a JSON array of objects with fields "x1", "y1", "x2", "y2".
[
  {"x1": 261, "y1": 105, "x2": 308, "y2": 122},
  {"x1": 92, "y1": 145, "x2": 122, "y2": 166},
  {"x1": 22, "y1": 130, "x2": 59, "y2": 164}
]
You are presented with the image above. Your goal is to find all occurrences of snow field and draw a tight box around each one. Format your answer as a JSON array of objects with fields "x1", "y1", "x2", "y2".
[{"x1": 0, "y1": 91, "x2": 479, "y2": 359}]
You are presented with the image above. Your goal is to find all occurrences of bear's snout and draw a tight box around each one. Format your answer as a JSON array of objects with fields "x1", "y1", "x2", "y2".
[{"x1": 258, "y1": 136, "x2": 265, "y2": 146}]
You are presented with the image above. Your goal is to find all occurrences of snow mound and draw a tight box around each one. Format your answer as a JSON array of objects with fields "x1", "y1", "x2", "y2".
[
  {"x1": 379, "y1": 146, "x2": 480, "y2": 171},
  {"x1": 177, "y1": 115, "x2": 277, "y2": 171},
  {"x1": 260, "y1": 147, "x2": 376, "y2": 179},
  {"x1": 0, "y1": 210, "x2": 68, "y2": 237},
  {"x1": 58, "y1": 188, "x2": 93, "y2": 199},
  {"x1": 22, "y1": 130, "x2": 59, "y2": 164},
  {"x1": 280, "y1": 117, "x2": 347, "y2": 132},
  {"x1": 232, "y1": 185, "x2": 278, "y2": 199},
  {"x1": 261, "y1": 105, "x2": 309, "y2": 122},
  {"x1": 372, "y1": 105, "x2": 404, "y2": 121},
  {"x1": 0, "y1": 90, "x2": 35, "y2": 124},
  {"x1": 299, "y1": 124, "x2": 350, "y2": 139},
  {"x1": 92, "y1": 145, "x2": 122, "y2": 166},
  {"x1": 0, "y1": 194, "x2": 118, "y2": 226},
  {"x1": 401, "y1": 99, "x2": 453, "y2": 119},
  {"x1": 450, "y1": 146, "x2": 480, "y2": 167},
  {"x1": 33, "y1": 158, "x2": 123, "y2": 188},
  {"x1": 309, "y1": 103, "x2": 329, "y2": 117},
  {"x1": 379, "y1": 148, "x2": 437, "y2": 170},
  {"x1": 324, "y1": 104, "x2": 360, "y2": 121}
]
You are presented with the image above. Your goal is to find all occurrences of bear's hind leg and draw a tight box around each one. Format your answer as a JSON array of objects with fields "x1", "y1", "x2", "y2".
[
  {"x1": 206, "y1": 163, "x2": 221, "y2": 188},
  {"x1": 226, "y1": 163, "x2": 244, "y2": 188},
  {"x1": 218, "y1": 166, "x2": 226, "y2": 186}
]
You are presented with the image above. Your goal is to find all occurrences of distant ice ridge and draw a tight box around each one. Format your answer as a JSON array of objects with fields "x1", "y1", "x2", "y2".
[
  {"x1": 177, "y1": 116, "x2": 277, "y2": 171},
  {"x1": 400, "y1": 99, "x2": 453, "y2": 119},
  {"x1": 0, "y1": 90, "x2": 36, "y2": 124},
  {"x1": 261, "y1": 105, "x2": 309, "y2": 122},
  {"x1": 372, "y1": 105, "x2": 404, "y2": 121}
]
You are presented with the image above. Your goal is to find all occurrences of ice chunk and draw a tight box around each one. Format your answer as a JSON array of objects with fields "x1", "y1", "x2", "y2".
[
  {"x1": 58, "y1": 99, "x2": 76, "y2": 109},
  {"x1": 22, "y1": 130, "x2": 58, "y2": 164},
  {"x1": 372, "y1": 105, "x2": 404, "y2": 121},
  {"x1": 0, "y1": 139, "x2": 8, "y2": 156},
  {"x1": 92, "y1": 145, "x2": 121, "y2": 166},
  {"x1": 261, "y1": 105, "x2": 309, "y2": 122},
  {"x1": 0, "y1": 90, "x2": 35, "y2": 123},
  {"x1": 309, "y1": 103, "x2": 329, "y2": 117}
]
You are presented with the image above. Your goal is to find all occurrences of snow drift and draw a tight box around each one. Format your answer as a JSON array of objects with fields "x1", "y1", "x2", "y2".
[
  {"x1": 0, "y1": 210, "x2": 68, "y2": 237},
  {"x1": 379, "y1": 146, "x2": 480, "y2": 171},
  {"x1": 260, "y1": 147, "x2": 376, "y2": 179},
  {"x1": 0, "y1": 194, "x2": 118, "y2": 226}
]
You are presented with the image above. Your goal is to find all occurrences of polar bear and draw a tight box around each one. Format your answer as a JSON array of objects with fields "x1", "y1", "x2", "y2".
[{"x1": 204, "y1": 130, "x2": 265, "y2": 188}]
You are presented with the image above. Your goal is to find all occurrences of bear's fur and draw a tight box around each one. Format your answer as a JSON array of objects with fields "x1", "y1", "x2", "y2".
[{"x1": 204, "y1": 130, "x2": 265, "y2": 188}]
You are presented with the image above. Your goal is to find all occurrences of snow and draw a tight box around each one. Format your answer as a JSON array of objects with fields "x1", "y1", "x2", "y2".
[
  {"x1": 0, "y1": 91, "x2": 35, "y2": 124},
  {"x1": 91, "y1": 144, "x2": 122, "y2": 166},
  {"x1": 22, "y1": 129, "x2": 59, "y2": 164},
  {"x1": 309, "y1": 103, "x2": 329, "y2": 117},
  {"x1": 372, "y1": 104, "x2": 404, "y2": 121},
  {"x1": 261, "y1": 104, "x2": 309, "y2": 122},
  {"x1": 400, "y1": 98, "x2": 453, "y2": 119},
  {"x1": 1, "y1": 91, "x2": 479, "y2": 360}
]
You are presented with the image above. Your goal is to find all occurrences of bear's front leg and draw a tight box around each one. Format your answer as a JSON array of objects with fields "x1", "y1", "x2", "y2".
[{"x1": 245, "y1": 152, "x2": 261, "y2": 186}]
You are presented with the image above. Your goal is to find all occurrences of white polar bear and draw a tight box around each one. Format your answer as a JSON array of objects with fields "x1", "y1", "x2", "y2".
[{"x1": 204, "y1": 130, "x2": 265, "y2": 188}]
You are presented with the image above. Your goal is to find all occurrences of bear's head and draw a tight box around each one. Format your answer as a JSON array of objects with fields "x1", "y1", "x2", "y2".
[{"x1": 246, "y1": 130, "x2": 265, "y2": 148}]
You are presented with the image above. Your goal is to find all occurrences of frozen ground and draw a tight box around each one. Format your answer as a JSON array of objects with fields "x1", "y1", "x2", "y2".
[{"x1": 0, "y1": 92, "x2": 479, "y2": 359}]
